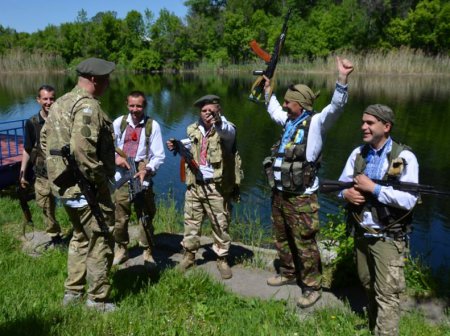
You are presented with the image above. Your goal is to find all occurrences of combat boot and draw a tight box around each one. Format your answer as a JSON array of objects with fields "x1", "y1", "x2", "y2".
[
  {"x1": 113, "y1": 244, "x2": 129, "y2": 265},
  {"x1": 62, "y1": 291, "x2": 83, "y2": 306},
  {"x1": 297, "y1": 288, "x2": 322, "y2": 309},
  {"x1": 176, "y1": 251, "x2": 195, "y2": 272},
  {"x1": 217, "y1": 257, "x2": 232, "y2": 279},
  {"x1": 266, "y1": 274, "x2": 297, "y2": 286},
  {"x1": 86, "y1": 299, "x2": 117, "y2": 313}
]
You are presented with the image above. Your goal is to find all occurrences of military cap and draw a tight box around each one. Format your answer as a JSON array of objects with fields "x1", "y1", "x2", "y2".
[
  {"x1": 284, "y1": 84, "x2": 319, "y2": 111},
  {"x1": 364, "y1": 104, "x2": 395, "y2": 125},
  {"x1": 76, "y1": 57, "x2": 116, "y2": 76},
  {"x1": 193, "y1": 94, "x2": 220, "y2": 108}
]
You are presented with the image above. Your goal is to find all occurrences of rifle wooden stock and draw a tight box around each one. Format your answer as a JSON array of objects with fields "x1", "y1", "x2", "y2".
[{"x1": 319, "y1": 179, "x2": 450, "y2": 196}]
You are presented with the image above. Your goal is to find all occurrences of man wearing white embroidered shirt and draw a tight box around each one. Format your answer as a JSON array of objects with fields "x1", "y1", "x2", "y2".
[
  {"x1": 338, "y1": 104, "x2": 418, "y2": 335},
  {"x1": 113, "y1": 91, "x2": 165, "y2": 266},
  {"x1": 262, "y1": 57, "x2": 354, "y2": 308},
  {"x1": 166, "y1": 94, "x2": 240, "y2": 280}
]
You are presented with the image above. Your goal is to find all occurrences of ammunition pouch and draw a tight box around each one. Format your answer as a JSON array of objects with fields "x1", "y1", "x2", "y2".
[
  {"x1": 284, "y1": 143, "x2": 306, "y2": 162},
  {"x1": 263, "y1": 156, "x2": 275, "y2": 189},
  {"x1": 280, "y1": 161, "x2": 317, "y2": 192}
]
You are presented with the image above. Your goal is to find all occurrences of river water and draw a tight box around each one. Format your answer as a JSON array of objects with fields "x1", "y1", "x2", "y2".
[{"x1": 1, "y1": 72, "x2": 449, "y2": 275}]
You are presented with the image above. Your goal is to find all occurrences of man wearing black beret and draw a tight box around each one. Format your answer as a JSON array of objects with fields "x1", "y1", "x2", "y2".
[{"x1": 167, "y1": 94, "x2": 242, "y2": 279}]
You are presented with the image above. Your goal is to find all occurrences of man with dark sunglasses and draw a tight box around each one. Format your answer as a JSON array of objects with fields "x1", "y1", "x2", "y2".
[{"x1": 262, "y1": 57, "x2": 354, "y2": 308}]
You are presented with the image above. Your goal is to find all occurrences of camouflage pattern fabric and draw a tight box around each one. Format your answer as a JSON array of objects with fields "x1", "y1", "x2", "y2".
[
  {"x1": 114, "y1": 182, "x2": 156, "y2": 249},
  {"x1": 34, "y1": 176, "x2": 61, "y2": 237},
  {"x1": 45, "y1": 85, "x2": 116, "y2": 199},
  {"x1": 64, "y1": 204, "x2": 114, "y2": 301},
  {"x1": 44, "y1": 85, "x2": 115, "y2": 302},
  {"x1": 271, "y1": 191, "x2": 322, "y2": 289},
  {"x1": 355, "y1": 230, "x2": 406, "y2": 336},
  {"x1": 182, "y1": 183, "x2": 231, "y2": 257}
]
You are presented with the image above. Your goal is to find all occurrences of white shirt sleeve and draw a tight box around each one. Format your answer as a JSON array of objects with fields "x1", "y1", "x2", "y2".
[
  {"x1": 146, "y1": 120, "x2": 165, "y2": 172},
  {"x1": 266, "y1": 95, "x2": 287, "y2": 126},
  {"x1": 215, "y1": 116, "x2": 236, "y2": 152},
  {"x1": 306, "y1": 83, "x2": 348, "y2": 162}
]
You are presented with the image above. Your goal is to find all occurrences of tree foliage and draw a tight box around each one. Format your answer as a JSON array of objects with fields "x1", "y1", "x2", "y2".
[{"x1": 0, "y1": 0, "x2": 448, "y2": 71}]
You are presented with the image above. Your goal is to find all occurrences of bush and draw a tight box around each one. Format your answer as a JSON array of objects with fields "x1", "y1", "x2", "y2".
[{"x1": 130, "y1": 49, "x2": 163, "y2": 72}]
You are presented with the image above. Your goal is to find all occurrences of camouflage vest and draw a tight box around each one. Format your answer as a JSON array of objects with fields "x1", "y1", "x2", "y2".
[
  {"x1": 185, "y1": 122, "x2": 243, "y2": 200},
  {"x1": 263, "y1": 113, "x2": 320, "y2": 194},
  {"x1": 349, "y1": 140, "x2": 414, "y2": 235}
]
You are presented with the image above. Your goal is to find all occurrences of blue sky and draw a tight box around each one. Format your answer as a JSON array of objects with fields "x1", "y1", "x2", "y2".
[{"x1": 0, "y1": 0, "x2": 188, "y2": 33}]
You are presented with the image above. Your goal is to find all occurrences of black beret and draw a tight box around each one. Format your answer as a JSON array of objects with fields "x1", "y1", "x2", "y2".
[
  {"x1": 76, "y1": 57, "x2": 115, "y2": 76},
  {"x1": 193, "y1": 94, "x2": 220, "y2": 108}
]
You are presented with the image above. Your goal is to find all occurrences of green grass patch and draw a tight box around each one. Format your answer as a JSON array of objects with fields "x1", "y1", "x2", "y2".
[{"x1": 0, "y1": 195, "x2": 449, "y2": 335}]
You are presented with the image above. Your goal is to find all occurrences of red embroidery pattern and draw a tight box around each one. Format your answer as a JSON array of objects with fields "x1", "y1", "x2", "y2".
[{"x1": 123, "y1": 125, "x2": 143, "y2": 158}]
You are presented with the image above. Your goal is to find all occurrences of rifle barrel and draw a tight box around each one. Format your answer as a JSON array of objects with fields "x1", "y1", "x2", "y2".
[{"x1": 319, "y1": 179, "x2": 450, "y2": 197}]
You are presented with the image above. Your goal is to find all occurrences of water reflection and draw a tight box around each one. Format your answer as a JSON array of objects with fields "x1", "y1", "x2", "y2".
[{"x1": 0, "y1": 72, "x2": 449, "y2": 274}]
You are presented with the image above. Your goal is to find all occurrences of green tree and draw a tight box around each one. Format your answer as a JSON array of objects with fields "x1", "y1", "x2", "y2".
[
  {"x1": 130, "y1": 49, "x2": 163, "y2": 72},
  {"x1": 150, "y1": 9, "x2": 187, "y2": 68},
  {"x1": 386, "y1": 0, "x2": 449, "y2": 54},
  {"x1": 223, "y1": 11, "x2": 253, "y2": 62}
]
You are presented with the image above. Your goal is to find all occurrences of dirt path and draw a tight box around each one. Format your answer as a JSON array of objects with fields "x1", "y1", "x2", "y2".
[{"x1": 22, "y1": 228, "x2": 449, "y2": 324}]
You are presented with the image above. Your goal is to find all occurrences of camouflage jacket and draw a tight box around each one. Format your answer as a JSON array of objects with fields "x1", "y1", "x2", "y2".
[{"x1": 42, "y1": 85, "x2": 115, "y2": 199}]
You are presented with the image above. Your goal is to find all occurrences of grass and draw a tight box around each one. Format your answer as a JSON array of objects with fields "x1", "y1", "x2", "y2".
[
  {"x1": 1, "y1": 47, "x2": 449, "y2": 75},
  {"x1": 196, "y1": 47, "x2": 450, "y2": 76},
  {"x1": 0, "y1": 49, "x2": 66, "y2": 73},
  {"x1": 0, "y1": 194, "x2": 449, "y2": 335}
]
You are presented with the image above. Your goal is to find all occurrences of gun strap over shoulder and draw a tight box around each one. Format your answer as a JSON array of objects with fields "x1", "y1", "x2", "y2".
[{"x1": 119, "y1": 115, "x2": 153, "y2": 154}]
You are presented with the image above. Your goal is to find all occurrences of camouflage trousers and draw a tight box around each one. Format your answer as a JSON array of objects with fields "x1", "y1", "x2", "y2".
[
  {"x1": 271, "y1": 191, "x2": 322, "y2": 289},
  {"x1": 34, "y1": 176, "x2": 61, "y2": 237},
  {"x1": 63, "y1": 203, "x2": 114, "y2": 302},
  {"x1": 182, "y1": 183, "x2": 231, "y2": 257},
  {"x1": 355, "y1": 229, "x2": 406, "y2": 336},
  {"x1": 114, "y1": 184, "x2": 156, "y2": 249}
]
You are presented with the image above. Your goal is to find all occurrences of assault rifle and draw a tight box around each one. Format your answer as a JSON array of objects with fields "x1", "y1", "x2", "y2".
[
  {"x1": 319, "y1": 179, "x2": 450, "y2": 197},
  {"x1": 50, "y1": 145, "x2": 110, "y2": 235},
  {"x1": 115, "y1": 148, "x2": 152, "y2": 200},
  {"x1": 169, "y1": 138, "x2": 204, "y2": 182},
  {"x1": 248, "y1": 8, "x2": 292, "y2": 103},
  {"x1": 115, "y1": 148, "x2": 154, "y2": 246}
]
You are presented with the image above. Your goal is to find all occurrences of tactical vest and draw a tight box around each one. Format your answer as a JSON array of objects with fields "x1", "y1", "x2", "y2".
[
  {"x1": 29, "y1": 113, "x2": 47, "y2": 177},
  {"x1": 185, "y1": 122, "x2": 243, "y2": 200},
  {"x1": 349, "y1": 140, "x2": 415, "y2": 236},
  {"x1": 263, "y1": 113, "x2": 320, "y2": 194},
  {"x1": 118, "y1": 115, "x2": 153, "y2": 157}
]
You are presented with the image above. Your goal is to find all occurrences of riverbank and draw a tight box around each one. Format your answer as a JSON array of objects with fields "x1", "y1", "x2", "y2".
[{"x1": 0, "y1": 194, "x2": 449, "y2": 335}]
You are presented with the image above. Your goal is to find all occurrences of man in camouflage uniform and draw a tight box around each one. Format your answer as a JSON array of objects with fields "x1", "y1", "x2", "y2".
[
  {"x1": 262, "y1": 57, "x2": 354, "y2": 308},
  {"x1": 19, "y1": 85, "x2": 62, "y2": 246},
  {"x1": 42, "y1": 57, "x2": 116, "y2": 312},
  {"x1": 338, "y1": 105, "x2": 419, "y2": 335},
  {"x1": 166, "y1": 94, "x2": 241, "y2": 279}
]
